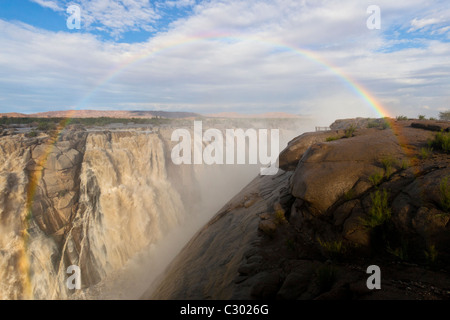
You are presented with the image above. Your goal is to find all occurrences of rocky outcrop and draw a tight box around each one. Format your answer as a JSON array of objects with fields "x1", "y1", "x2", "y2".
[
  {"x1": 291, "y1": 130, "x2": 403, "y2": 215},
  {"x1": 27, "y1": 130, "x2": 87, "y2": 242},
  {"x1": 411, "y1": 121, "x2": 450, "y2": 132},
  {"x1": 278, "y1": 130, "x2": 343, "y2": 171},
  {"x1": 0, "y1": 128, "x2": 199, "y2": 299},
  {"x1": 147, "y1": 119, "x2": 450, "y2": 300}
]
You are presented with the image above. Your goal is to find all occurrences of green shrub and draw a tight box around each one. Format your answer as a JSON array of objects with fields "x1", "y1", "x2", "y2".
[
  {"x1": 381, "y1": 120, "x2": 391, "y2": 130},
  {"x1": 429, "y1": 131, "x2": 450, "y2": 153},
  {"x1": 343, "y1": 189, "x2": 355, "y2": 201},
  {"x1": 440, "y1": 176, "x2": 450, "y2": 212},
  {"x1": 25, "y1": 130, "x2": 38, "y2": 138},
  {"x1": 388, "y1": 241, "x2": 409, "y2": 261},
  {"x1": 317, "y1": 238, "x2": 346, "y2": 258},
  {"x1": 369, "y1": 171, "x2": 384, "y2": 186},
  {"x1": 418, "y1": 115, "x2": 426, "y2": 120},
  {"x1": 400, "y1": 159, "x2": 410, "y2": 170},
  {"x1": 344, "y1": 125, "x2": 356, "y2": 138},
  {"x1": 367, "y1": 121, "x2": 379, "y2": 128},
  {"x1": 274, "y1": 208, "x2": 287, "y2": 224},
  {"x1": 424, "y1": 244, "x2": 438, "y2": 264},
  {"x1": 420, "y1": 147, "x2": 433, "y2": 159},
  {"x1": 37, "y1": 121, "x2": 57, "y2": 131},
  {"x1": 362, "y1": 189, "x2": 391, "y2": 228},
  {"x1": 326, "y1": 136, "x2": 339, "y2": 142},
  {"x1": 368, "y1": 119, "x2": 391, "y2": 130},
  {"x1": 381, "y1": 157, "x2": 396, "y2": 177},
  {"x1": 396, "y1": 115, "x2": 408, "y2": 121}
]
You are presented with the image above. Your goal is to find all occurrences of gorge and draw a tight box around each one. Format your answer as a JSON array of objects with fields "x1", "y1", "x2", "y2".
[
  {"x1": 1, "y1": 117, "x2": 449, "y2": 300},
  {"x1": 0, "y1": 118, "x2": 304, "y2": 299}
]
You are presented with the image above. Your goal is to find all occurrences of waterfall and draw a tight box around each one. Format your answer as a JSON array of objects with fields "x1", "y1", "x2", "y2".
[{"x1": 0, "y1": 131, "x2": 186, "y2": 299}]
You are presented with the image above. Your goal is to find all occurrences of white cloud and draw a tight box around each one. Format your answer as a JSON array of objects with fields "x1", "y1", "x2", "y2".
[
  {"x1": 409, "y1": 17, "x2": 442, "y2": 31},
  {"x1": 31, "y1": 0, "x2": 161, "y2": 37},
  {"x1": 30, "y1": 0, "x2": 63, "y2": 11},
  {"x1": 435, "y1": 26, "x2": 450, "y2": 34},
  {"x1": 1, "y1": 0, "x2": 449, "y2": 119},
  {"x1": 78, "y1": 0, "x2": 161, "y2": 37},
  {"x1": 164, "y1": 0, "x2": 196, "y2": 8},
  {"x1": 406, "y1": 4, "x2": 450, "y2": 34}
]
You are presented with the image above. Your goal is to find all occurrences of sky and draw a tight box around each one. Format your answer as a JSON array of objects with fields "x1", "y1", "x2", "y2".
[{"x1": 0, "y1": 0, "x2": 449, "y2": 122}]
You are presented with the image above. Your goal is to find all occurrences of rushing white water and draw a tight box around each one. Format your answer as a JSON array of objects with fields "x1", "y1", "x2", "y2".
[
  {"x1": 0, "y1": 131, "x2": 187, "y2": 299},
  {"x1": 63, "y1": 132, "x2": 188, "y2": 299}
]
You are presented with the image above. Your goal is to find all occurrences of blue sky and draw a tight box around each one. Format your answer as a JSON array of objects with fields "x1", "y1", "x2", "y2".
[
  {"x1": 0, "y1": 0, "x2": 449, "y2": 122},
  {"x1": 0, "y1": 0, "x2": 197, "y2": 41}
]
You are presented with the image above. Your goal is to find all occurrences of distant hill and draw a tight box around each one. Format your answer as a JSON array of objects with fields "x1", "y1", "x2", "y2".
[
  {"x1": 0, "y1": 110, "x2": 201, "y2": 119},
  {"x1": 1, "y1": 110, "x2": 305, "y2": 119},
  {"x1": 0, "y1": 112, "x2": 28, "y2": 118}
]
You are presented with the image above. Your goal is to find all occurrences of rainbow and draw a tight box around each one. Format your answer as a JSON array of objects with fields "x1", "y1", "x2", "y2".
[
  {"x1": 76, "y1": 34, "x2": 393, "y2": 118},
  {"x1": 19, "y1": 34, "x2": 395, "y2": 299},
  {"x1": 20, "y1": 117, "x2": 73, "y2": 299}
]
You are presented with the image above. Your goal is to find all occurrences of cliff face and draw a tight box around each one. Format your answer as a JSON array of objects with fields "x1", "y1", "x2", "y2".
[
  {"x1": 0, "y1": 128, "x2": 197, "y2": 299},
  {"x1": 148, "y1": 119, "x2": 450, "y2": 300}
]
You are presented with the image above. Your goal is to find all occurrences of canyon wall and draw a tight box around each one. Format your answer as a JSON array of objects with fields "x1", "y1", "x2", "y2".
[{"x1": 0, "y1": 128, "x2": 198, "y2": 299}]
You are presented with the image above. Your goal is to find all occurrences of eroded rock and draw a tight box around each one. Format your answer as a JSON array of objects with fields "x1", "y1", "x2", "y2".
[{"x1": 291, "y1": 130, "x2": 403, "y2": 215}]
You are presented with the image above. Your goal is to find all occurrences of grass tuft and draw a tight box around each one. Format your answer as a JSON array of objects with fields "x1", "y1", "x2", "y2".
[
  {"x1": 440, "y1": 176, "x2": 450, "y2": 213},
  {"x1": 420, "y1": 147, "x2": 433, "y2": 159},
  {"x1": 381, "y1": 157, "x2": 396, "y2": 178},
  {"x1": 387, "y1": 241, "x2": 409, "y2": 261},
  {"x1": 326, "y1": 136, "x2": 339, "y2": 142},
  {"x1": 424, "y1": 244, "x2": 438, "y2": 264},
  {"x1": 400, "y1": 159, "x2": 410, "y2": 170},
  {"x1": 361, "y1": 189, "x2": 391, "y2": 228},
  {"x1": 369, "y1": 171, "x2": 384, "y2": 186},
  {"x1": 317, "y1": 238, "x2": 346, "y2": 258}
]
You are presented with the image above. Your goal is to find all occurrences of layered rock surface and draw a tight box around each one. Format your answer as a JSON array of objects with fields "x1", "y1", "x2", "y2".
[
  {"x1": 0, "y1": 128, "x2": 198, "y2": 299},
  {"x1": 148, "y1": 119, "x2": 450, "y2": 300}
]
